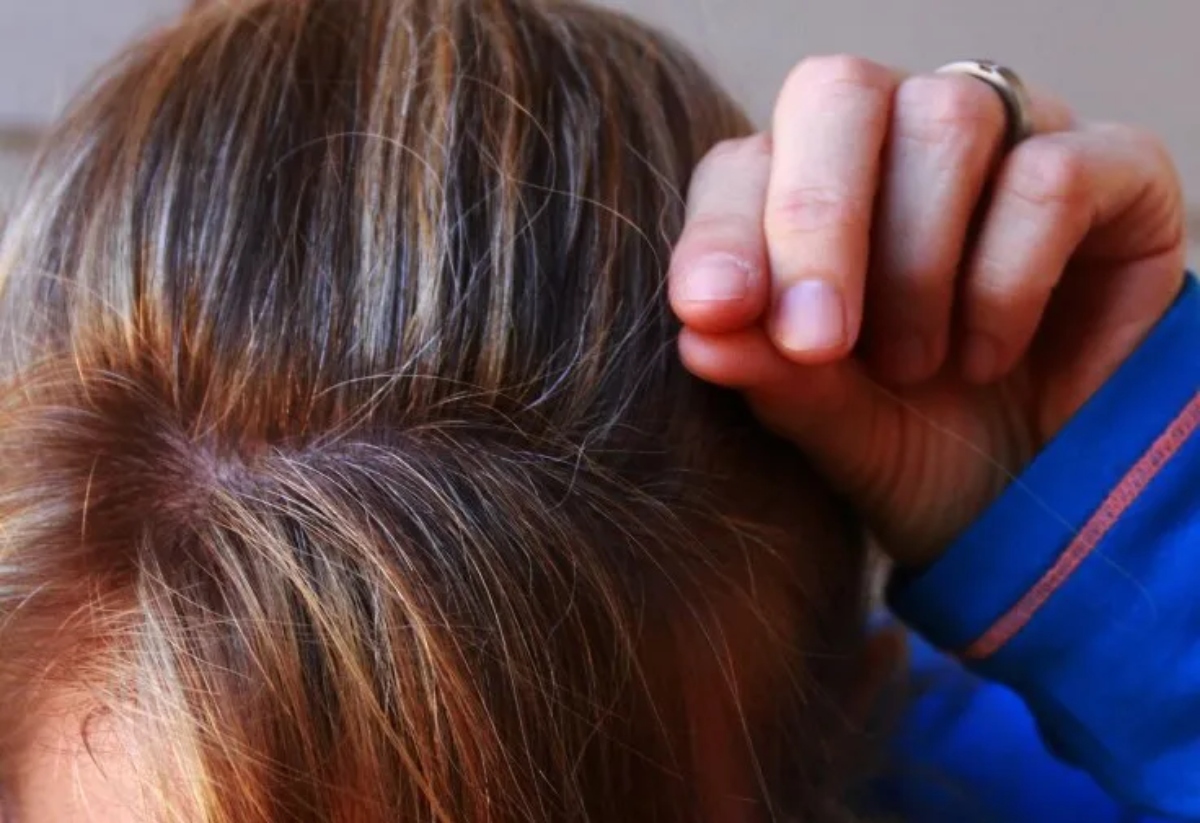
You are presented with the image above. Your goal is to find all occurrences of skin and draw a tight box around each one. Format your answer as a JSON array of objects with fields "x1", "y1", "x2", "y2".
[
  {"x1": 7, "y1": 55, "x2": 1189, "y2": 821},
  {"x1": 670, "y1": 56, "x2": 1187, "y2": 566},
  {"x1": 8, "y1": 697, "x2": 150, "y2": 823}
]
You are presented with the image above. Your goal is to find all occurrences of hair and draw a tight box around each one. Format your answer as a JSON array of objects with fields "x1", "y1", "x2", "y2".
[{"x1": 0, "y1": 1, "x2": 870, "y2": 820}]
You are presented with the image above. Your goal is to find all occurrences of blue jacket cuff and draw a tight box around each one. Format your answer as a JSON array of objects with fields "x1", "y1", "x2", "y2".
[{"x1": 889, "y1": 273, "x2": 1200, "y2": 656}]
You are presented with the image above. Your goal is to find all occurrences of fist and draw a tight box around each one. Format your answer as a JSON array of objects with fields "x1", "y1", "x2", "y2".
[{"x1": 669, "y1": 56, "x2": 1187, "y2": 566}]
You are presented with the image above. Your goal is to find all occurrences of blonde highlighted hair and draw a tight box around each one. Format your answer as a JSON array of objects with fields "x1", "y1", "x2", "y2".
[{"x1": 0, "y1": 1, "x2": 868, "y2": 820}]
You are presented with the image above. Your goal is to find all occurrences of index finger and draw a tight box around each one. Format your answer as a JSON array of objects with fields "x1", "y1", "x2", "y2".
[
  {"x1": 669, "y1": 134, "x2": 773, "y2": 334},
  {"x1": 765, "y1": 56, "x2": 899, "y2": 362}
]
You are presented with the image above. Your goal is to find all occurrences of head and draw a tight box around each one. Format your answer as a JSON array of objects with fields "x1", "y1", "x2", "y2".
[{"x1": 0, "y1": 1, "x2": 870, "y2": 820}]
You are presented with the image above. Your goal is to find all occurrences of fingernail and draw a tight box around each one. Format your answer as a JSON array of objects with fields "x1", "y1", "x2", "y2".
[
  {"x1": 677, "y1": 254, "x2": 752, "y2": 302},
  {"x1": 962, "y1": 333, "x2": 1001, "y2": 382},
  {"x1": 775, "y1": 280, "x2": 846, "y2": 354}
]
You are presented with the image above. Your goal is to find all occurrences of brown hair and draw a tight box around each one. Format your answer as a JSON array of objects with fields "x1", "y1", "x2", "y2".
[{"x1": 0, "y1": 0, "x2": 868, "y2": 820}]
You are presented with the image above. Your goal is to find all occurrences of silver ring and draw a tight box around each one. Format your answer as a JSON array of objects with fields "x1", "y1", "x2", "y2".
[{"x1": 936, "y1": 60, "x2": 1034, "y2": 147}]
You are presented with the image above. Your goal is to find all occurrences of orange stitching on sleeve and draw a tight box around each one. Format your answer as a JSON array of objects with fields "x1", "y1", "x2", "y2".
[{"x1": 964, "y1": 391, "x2": 1200, "y2": 661}]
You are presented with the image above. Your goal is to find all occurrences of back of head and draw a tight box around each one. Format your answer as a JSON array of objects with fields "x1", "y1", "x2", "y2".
[{"x1": 0, "y1": 1, "x2": 867, "y2": 820}]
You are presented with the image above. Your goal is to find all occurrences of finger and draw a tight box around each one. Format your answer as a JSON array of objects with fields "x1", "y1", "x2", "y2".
[
  {"x1": 864, "y1": 76, "x2": 1076, "y2": 384},
  {"x1": 1027, "y1": 86, "x2": 1075, "y2": 134},
  {"x1": 670, "y1": 135, "x2": 773, "y2": 334},
  {"x1": 678, "y1": 326, "x2": 866, "y2": 439},
  {"x1": 678, "y1": 327, "x2": 794, "y2": 388},
  {"x1": 863, "y1": 72, "x2": 1008, "y2": 383},
  {"x1": 764, "y1": 56, "x2": 899, "y2": 362},
  {"x1": 959, "y1": 123, "x2": 1177, "y2": 383}
]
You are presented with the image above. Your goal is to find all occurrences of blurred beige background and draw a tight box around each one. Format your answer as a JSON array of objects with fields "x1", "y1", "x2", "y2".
[{"x1": 4, "y1": 0, "x2": 1200, "y2": 258}]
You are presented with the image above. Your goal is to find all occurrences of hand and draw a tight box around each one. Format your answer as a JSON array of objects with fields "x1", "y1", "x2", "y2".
[{"x1": 669, "y1": 56, "x2": 1187, "y2": 567}]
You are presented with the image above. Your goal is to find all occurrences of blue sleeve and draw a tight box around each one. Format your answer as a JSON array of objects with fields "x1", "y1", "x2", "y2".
[
  {"x1": 888, "y1": 274, "x2": 1200, "y2": 819},
  {"x1": 870, "y1": 632, "x2": 1170, "y2": 823}
]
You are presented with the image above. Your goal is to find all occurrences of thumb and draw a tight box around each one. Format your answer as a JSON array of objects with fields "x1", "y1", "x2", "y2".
[
  {"x1": 678, "y1": 326, "x2": 882, "y2": 482},
  {"x1": 747, "y1": 359, "x2": 885, "y2": 492}
]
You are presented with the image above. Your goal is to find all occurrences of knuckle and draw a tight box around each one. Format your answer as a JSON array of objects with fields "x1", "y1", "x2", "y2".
[
  {"x1": 968, "y1": 251, "x2": 1014, "y2": 300},
  {"x1": 1104, "y1": 121, "x2": 1162, "y2": 155},
  {"x1": 682, "y1": 212, "x2": 761, "y2": 247},
  {"x1": 1120, "y1": 124, "x2": 1179, "y2": 182},
  {"x1": 690, "y1": 135, "x2": 771, "y2": 189},
  {"x1": 970, "y1": 251, "x2": 1055, "y2": 311},
  {"x1": 689, "y1": 139, "x2": 741, "y2": 190},
  {"x1": 700, "y1": 134, "x2": 771, "y2": 167},
  {"x1": 968, "y1": 281, "x2": 1030, "y2": 321},
  {"x1": 768, "y1": 186, "x2": 869, "y2": 237},
  {"x1": 686, "y1": 135, "x2": 772, "y2": 216},
  {"x1": 782, "y1": 54, "x2": 893, "y2": 106},
  {"x1": 1102, "y1": 123, "x2": 1187, "y2": 251},
  {"x1": 896, "y1": 74, "x2": 1004, "y2": 148},
  {"x1": 696, "y1": 138, "x2": 744, "y2": 170},
  {"x1": 1007, "y1": 141, "x2": 1091, "y2": 212}
]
